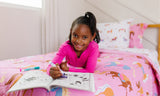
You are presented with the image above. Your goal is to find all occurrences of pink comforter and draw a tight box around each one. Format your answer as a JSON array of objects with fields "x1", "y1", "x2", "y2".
[{"x1": 0, "y1": 49, "x2": 159, "y2": 96}]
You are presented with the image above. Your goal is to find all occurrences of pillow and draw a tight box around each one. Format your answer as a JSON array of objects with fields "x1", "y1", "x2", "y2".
[
  {"x1": 129, "y1": 23, "x2": 148, "y2": 48},
  {"x1": 97, "y1": 19, "x2": 132, "y2": 49}
]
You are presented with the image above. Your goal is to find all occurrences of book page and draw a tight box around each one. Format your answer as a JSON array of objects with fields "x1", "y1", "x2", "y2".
[
  {"x1": 50, "y1": 72, "x2": 95, "y2": 92},
  {"x1": 7, "y1": 70, "x2": 53, "y2": 93}
]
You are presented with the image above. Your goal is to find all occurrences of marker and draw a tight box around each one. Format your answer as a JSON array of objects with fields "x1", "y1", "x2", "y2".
[
  {"x1": 20, "y1": 66, "x2": 40, "y2": 72},
  {"x1": 49, "y1": 61, "x2": 67, "y2": 78}
]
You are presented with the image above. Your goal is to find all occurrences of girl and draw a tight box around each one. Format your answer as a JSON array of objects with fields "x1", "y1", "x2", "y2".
[{"x1": 47, "y1": 12, "x2": 100, "y2": 79}]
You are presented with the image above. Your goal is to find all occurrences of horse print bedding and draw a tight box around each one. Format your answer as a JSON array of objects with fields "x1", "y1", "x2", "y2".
[{"x1": 0, "y1": 48, "x2": 159, "y2": 96}]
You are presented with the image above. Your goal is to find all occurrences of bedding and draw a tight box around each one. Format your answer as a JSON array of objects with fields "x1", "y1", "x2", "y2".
[
  {"x1": 97, "y1": 19, "x2": 132, "y2": 49},
  {"x1": 129, "y1": 23, "x2": 148, "y2": 48},
  {"x1": 0, "y1": 48, "x2": 159, "y2": 96}
]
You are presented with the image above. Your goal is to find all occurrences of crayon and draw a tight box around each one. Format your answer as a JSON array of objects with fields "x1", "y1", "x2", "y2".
[{"x1": 20, "y1": 66, "x2": 40, "y2": 72}]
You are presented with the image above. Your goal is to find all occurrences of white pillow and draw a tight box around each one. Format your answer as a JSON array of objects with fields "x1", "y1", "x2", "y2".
[{"x1": 97, "y1": 19, "x2": 132, "y2": 49}]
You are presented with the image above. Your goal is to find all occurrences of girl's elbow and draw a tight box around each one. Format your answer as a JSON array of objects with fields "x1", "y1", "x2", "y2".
[{"x1": 87, "y1": 69, "x2": 95, "y2": 73}]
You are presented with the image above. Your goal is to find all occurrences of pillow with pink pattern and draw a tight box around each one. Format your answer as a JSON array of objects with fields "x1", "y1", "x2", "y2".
[
  {"x1": 97, "y1": 19, "x2": 132, "y2": 49},
  {"x1": 129, "y1": 23, "x2": 148, "y2": 48}
]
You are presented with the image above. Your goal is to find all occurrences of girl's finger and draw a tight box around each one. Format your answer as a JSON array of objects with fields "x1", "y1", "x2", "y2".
[
  {"x1": 53, "y1": 70, "x2": 61, "y2": 74},
  {"x1": 50, "y1": 67, "x2": 59, "y2": 71},
  {"x1": 52, "y1": 73, "x2": 62, "y2": 79}
]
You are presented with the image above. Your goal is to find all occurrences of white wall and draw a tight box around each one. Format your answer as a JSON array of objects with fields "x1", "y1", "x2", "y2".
[{"x1": 0, "y1": 3, "x2": 41, "y2": 60}]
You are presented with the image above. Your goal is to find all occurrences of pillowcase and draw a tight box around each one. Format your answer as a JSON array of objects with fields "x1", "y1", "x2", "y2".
[
  {"x1": 129, "y1": 23, "x2": 148, "y2": 48},
  {"x1": 97, "y1": 19, "x2": 132, "y2": 49}
]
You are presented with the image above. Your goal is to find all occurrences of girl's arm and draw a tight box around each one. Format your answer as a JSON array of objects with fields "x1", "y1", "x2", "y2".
[
  {"x1": 46, "y1": 43, "x2": 67, "y2": 75},
  {"x1": 69, "y1": 48, "x2": 99, "y2": 73}
]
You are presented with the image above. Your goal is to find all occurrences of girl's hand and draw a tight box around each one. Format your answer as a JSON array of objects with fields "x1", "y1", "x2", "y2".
[
  {"x1": 49, "y1": 64, "x2": 62, "y2": 79},
  {"x1": 60, "y1": 61, "x2": 69, "y2": 71}
]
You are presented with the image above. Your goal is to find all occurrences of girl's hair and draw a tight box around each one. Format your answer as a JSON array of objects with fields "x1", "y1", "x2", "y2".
[{"x1": 69, "y1": 12, "x2": 100, "y2": 43}]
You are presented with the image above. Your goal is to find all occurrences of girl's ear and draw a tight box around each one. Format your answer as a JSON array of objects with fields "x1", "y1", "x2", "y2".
[{"x1": 91, "y1": 32, "x2": 96, "y2": 41}]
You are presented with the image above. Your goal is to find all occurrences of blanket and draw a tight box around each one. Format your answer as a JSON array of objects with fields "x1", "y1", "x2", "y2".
[{"x1": 0, "y1": 49, "x2": 159, "y2": 96}]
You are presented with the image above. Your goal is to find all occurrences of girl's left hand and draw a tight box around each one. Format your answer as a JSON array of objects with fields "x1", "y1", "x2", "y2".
[{"x1": 60, "y1": 61, "x2": 69, "y2": 71}]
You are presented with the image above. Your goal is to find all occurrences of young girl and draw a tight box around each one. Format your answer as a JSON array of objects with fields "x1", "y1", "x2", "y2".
[{"x1": 47, "y1": 12, "x2": 100, "y2": 79}]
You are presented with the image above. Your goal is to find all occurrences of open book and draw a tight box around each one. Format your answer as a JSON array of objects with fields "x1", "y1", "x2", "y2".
[{"x1": 7, "y1": 70, "x2": 95, "y2": 93}]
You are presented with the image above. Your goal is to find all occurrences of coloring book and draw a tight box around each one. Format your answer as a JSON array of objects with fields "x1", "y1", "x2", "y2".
[{"x1": 7, "y1": 70, "x2": 95, "y2": 93}]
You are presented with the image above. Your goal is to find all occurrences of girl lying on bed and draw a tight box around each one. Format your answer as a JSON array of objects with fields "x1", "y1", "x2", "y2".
[{"x1": 47, "y1": 12, "x2": 101, "y2": 79}]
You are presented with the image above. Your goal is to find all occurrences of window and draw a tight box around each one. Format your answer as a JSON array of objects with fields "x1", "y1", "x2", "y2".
[{"x1": 0, "y1": 0, "x2": 42, "y2": 8}]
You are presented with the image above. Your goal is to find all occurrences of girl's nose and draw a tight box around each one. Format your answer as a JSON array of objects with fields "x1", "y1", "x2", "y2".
[{"x1": 76, "y1": 38, "x2": 82, "y2": 43}]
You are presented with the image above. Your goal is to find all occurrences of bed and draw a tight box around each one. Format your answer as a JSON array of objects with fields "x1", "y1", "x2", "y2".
[{"x1": 0, "y1": 21, "x2": 160, "y2": 96}]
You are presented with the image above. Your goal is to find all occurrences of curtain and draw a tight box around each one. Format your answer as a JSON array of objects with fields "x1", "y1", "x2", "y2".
[{"x1": 41, "y1": 0, "x2": 59, "y2": 54}]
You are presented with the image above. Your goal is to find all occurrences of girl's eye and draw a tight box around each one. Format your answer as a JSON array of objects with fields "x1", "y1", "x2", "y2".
[
  {"x1": 73, "y1": 34, "x2": 77, "y2": 38},
  {"x1": 83, "y1": 36, "x2": 87, "y2": 39}
]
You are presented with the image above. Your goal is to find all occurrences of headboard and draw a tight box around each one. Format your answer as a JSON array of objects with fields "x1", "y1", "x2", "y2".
[{"x1": 148, "y1": 24, "x2": 160, "y2": 65}]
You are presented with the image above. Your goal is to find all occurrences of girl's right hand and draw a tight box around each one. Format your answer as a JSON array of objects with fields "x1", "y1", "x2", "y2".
[{"x1": 49, "y1": 64, "x2": 62, "y2": 79}]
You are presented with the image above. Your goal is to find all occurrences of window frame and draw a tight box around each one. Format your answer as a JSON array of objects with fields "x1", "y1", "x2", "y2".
[{"x1": 0, "y1": 0, "x2": 42, "y2": 8}]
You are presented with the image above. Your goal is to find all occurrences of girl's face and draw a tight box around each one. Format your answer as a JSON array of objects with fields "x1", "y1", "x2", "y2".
[{"x1": 71, "y1": 24, "x2": 95, "y2": 53}]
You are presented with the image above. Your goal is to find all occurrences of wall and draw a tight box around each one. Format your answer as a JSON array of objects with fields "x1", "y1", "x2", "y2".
[{"x1": 0, "y1": 3, "x2": 41, "y2": 60}]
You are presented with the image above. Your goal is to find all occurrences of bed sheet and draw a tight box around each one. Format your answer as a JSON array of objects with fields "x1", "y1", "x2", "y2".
[{"x1": 0, "y1": 48, "x2": 159, "y2": 96}]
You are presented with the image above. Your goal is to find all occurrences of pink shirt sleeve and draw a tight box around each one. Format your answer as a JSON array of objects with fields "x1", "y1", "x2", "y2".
[
  {"x1": 69, "y1": 43, "x2": 99, "y2": 73},
  {"x1": 52, "y1": 43, "x2": 66, "y2": 64}
]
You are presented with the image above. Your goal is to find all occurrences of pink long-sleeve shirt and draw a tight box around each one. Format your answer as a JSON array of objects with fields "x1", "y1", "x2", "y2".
[{"x1": 47, "y1": 40, "x2": 99, "y2": 74}]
